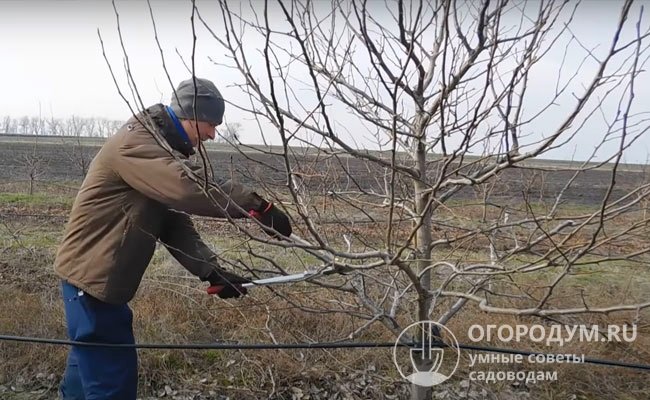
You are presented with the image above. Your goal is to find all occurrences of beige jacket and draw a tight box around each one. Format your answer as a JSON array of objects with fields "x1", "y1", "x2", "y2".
[{"x1": 54, "y1": 104, "x2": 263, "y2": 304}]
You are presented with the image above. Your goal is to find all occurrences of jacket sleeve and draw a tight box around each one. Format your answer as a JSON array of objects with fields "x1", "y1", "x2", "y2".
[
  {"x1": 112, "y1": 131, "x2": 264, "y2": 218},
  {"x1": 158, "y1": 210, "x2": 225, "y2": 281}
]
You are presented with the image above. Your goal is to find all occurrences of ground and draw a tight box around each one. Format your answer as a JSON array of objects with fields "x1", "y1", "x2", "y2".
[{"x1": 1, "y1": 136, "x2": 649, "y2": 399}]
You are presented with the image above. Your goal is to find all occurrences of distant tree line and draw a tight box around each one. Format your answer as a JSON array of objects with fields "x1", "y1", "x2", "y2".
[
  {"x1": 1, "y1": 116, "x2": 125, "y2": 137},
  {"x1": 1, "y1": 116, "x2": 245, "y2": 143}
]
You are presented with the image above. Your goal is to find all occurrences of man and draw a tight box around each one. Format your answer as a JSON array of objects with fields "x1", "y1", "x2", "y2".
[{"x1": 54, "y1": 77, "x2": 292, "y2": 399}]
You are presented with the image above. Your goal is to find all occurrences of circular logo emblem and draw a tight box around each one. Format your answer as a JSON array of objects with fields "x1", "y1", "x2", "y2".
[{"x1": 393, "y1": 320, "x2": 460, "y2": 387}]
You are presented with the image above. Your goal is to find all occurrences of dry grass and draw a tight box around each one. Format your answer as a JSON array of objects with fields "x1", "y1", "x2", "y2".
[{"x1": 0, "y1": 186, "x2": 649, "y2": 399}]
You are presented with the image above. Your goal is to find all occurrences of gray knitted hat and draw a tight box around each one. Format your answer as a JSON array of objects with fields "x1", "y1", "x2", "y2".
[{"x1": 170, "y1": 78, "x2": 225, "y2": 125}]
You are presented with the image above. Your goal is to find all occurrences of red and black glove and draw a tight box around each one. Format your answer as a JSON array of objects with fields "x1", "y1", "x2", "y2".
[
  {"x1": 249, "y1": 199, "x2": 292, "y2": 239},
  {"x1": 203, "y1": 268, "x2": 251, "y2": 299}
]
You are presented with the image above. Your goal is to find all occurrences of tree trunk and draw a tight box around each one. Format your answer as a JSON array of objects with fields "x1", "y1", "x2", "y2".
[{"x1": 411, "y1": 132, "x2": 434, "y2": 400}]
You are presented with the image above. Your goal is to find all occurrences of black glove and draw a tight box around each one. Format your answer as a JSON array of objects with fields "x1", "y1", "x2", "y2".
[
  {"x1": 204, "y1": 268, "x2": 251, "y2": 299},
  {"x1": 249, "y1": 199, "x2": 292, "y2": 239}
]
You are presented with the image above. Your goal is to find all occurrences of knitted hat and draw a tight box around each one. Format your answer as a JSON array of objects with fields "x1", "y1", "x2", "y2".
[{"x1": 170, "y1": 77, "x2": 225, "y2": 125}]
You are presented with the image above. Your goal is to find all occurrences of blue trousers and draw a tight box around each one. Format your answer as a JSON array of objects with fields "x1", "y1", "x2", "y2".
[{"x1": 59, "y1": 281, "x2": 138, "y2": 400}]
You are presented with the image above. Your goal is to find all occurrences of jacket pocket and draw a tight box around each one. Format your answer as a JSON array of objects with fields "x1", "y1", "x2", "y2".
[{"x1": 107, "y1": 200, "x2": 161, "y2": 301}]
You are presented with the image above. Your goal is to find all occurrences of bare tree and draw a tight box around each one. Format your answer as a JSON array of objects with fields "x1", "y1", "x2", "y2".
[
  {"x1": 16, "y1": 145, "x2": 47, "y2": 196},
  {"x1": 102, "y1": 0, "x2": 650, "y2": 397},
  {"x1": 217, "y1": 122, "x2": 241, "y2": 144},
  {"x1": 18, "y1": 117, "x2": 30, "y2": 135},
  {"x1": 46, "y1": 115, "x2": 62, "y2": 137},
  {"x1": 193, "y1": 1, "x2": 650, "y2": 397},
  {"x1": 59, "y1": 116, "x2": 95, "y2": 177},
  {"x1": 1, "y1": 116, "x2": 14, "y2": 134},
  {"x1": 96, "y1": 118, "x2": 124, "y2": 137},
  {"x1": 29, "y1": 116, "x2": 44, "y2": 136}
]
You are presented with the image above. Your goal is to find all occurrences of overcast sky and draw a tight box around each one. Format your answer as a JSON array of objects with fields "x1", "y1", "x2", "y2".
[
  {"x1": 1, "y1": 0, "x2": 649, "y2": 163},
  {"x1": 1, "y1": 0, "x2": 220, "y2": 120}
]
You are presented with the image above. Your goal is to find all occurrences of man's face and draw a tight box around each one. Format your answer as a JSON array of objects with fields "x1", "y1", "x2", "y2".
[{"x1": 180, "y1": 119, "x2": 219, "y2": 147}]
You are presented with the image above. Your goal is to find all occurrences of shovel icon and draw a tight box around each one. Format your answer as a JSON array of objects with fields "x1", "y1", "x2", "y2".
[{"x1": 409, "y1": 321, "x2": 444, "y2": 374}]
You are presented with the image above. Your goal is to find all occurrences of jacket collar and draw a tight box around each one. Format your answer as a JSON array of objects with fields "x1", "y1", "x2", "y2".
[{"x1": 144, "y1": 104, "x2": 195, "y2": 157}]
